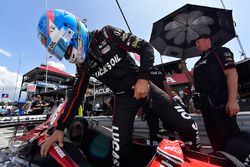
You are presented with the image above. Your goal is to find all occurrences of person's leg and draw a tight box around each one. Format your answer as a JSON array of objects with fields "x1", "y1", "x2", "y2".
[
  {"x1": 112, "y1": 94, "x2": 138, "y2": 167},
  {"x1": 149, "y1": 83, "x2": 201, "y2": 150},
  {"x1": 204, "y1": 100, "x2": 248, "y2": 163},
  {"x1": 201, "y1": 97, "x2": 241, "y2": 151},
  {"x1": 213, "y1": 105, "x2": 241, "y2": 142},
  {"x1": 145, "y1": 108, "x2": 161, "y2": 141},
  {"x1": 199, "y1": 99, "x2": 222, "y2": 151},
  {"x1": 202, "y1": 112, "x2": 222, "y2": 150}
]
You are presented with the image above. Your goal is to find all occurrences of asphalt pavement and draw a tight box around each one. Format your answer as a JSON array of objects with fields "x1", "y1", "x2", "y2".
[{"x1": 0, "y1": 127, "x2": 25, "y2": 148}]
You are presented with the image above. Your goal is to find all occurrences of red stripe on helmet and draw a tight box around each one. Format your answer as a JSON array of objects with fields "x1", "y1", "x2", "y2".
[{"x1": 46, "y1": 10, "x2": 54, "y2": 36}]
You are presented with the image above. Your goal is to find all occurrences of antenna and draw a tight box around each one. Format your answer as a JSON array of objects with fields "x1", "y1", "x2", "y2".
[
  {"x1": 13, "y1": 57, "x2": 21, "y2": 101},
  {"x1": 115, "y1": 0, "x2": 165, "y2": 68},
  {"x1": 45, "y1": 0, "x2": 49, "y2": 92},
  {"x1": 115, "y1": 0, "x2": 132, "y2": 33},
  {"x1": 219, "y1": 0, "x2": 247, "y2": 59}
]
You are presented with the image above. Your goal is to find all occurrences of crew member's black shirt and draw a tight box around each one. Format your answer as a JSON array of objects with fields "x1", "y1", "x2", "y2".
[
  {"x1": 149, "y1": 67, "x2": 165, "y2": 91},
  {"x1": 193, "y1": 47, "x2": 236, "y2": 106}
]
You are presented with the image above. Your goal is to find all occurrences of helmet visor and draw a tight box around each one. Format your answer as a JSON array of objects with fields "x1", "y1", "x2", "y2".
[
  {"x1": 38, "y1": 26, "x2": 70, "y2": 61},
  {"x1": 39, "y1": 33, "x2": 47, "y2": 47},
  {"x1": 48, "y1": 37, "x2": 69, "y2": 61}
]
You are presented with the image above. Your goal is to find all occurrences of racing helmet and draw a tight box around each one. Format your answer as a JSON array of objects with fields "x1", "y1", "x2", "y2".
[{"x1": 37, "y1": 9, "x2": 89, "y2": 64}]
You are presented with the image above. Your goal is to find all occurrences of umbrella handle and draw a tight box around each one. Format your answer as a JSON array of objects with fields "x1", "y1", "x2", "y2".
[{"x1": 181, "y1": 58, "x2": 186, "y2": 63}]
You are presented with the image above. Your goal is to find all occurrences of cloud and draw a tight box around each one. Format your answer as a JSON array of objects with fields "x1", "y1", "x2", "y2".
[
  {"x1": 0, "y1": 66, "x2": 23, "y2": 102},
  {"x1": 0, "y1": 61, "x2": 69, "y2": 102},
  {"x1": 0, "y1": 48, "x2": 12, "y2": 57},
  {"x1": 47, "y1": 61, "x2": 66, "y2": 71}
]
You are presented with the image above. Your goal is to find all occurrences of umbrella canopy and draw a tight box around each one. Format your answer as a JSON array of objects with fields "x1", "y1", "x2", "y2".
[{"x1": 150, "y1": 4, "x2": 236, "y2": 59}]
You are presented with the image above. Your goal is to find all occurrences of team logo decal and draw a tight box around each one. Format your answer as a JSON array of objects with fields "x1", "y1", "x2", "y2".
[{"x1": 114, "y1": 28, "x2": 123, "y2": 36}]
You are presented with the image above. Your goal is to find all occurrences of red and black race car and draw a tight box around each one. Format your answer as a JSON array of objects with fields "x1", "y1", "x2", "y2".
[{"x1": 0, "y1": 101, "x2": 246, "y2": 167}]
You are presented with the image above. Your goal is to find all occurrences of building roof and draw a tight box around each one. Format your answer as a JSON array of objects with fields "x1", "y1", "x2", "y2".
[
  {"x1": 154, "y1": 59, "x2": 182, "y2": 74},
  {"x1": 166, "y1": 73, "x2": 188, "y2": 85},
  {"x1": 39, "y1": 65, "x2": 74, "y2": 77},
  {"x1": 166, "y1": 71, "x2": 193, "y2": 86}
]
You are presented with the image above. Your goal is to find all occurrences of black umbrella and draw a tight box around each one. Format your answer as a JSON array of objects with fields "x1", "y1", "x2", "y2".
[{"x1": 150, "y1": 4, "x2": 236, "y2": 59}]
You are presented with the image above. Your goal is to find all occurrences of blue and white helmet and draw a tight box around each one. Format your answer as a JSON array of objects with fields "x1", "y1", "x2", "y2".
[{"x1": 37, "y1": 9, "x2": 89, "y2": 64}]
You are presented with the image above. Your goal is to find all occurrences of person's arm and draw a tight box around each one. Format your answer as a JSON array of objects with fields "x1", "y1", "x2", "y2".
[
  {"x1": 40, "y1": 101, "x2": 49, "y2": 107},
  {"x1": 56, "y1": 65, "x2": 90, "y2": 130},
  {"x1": 40, "y1": 64, "x2": 90, "y2": 157},
  {"x1": 178, "y1": 62, "x2": 194, "y2": 86},
  {"x1": 31, "y1": 106, "x2": 41, "y2": 110},
  {"x1": 216, "y1": 47, "x2": 239, "y2": 116},
  {"x1": 104, "y1": 25, "x2": 154, "y2": 99},
  {"x1": 31, "y1": 102, "x2": 42, "y2": 110},
  {"x1": 224, "y1": 68, "x2": 240, "y2": 116}
]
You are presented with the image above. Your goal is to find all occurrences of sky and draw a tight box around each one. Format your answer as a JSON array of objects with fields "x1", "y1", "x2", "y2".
[{"x1": 0, "y1": 0, "x2": 249, "y2": 102}]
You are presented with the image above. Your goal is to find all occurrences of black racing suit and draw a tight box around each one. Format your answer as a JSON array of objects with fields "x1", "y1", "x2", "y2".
[
  {"x1": 56, "y1": 25, "x2": 200, "y2": 167},
  {"x1": 145, "y1": 67, "x2": 193, "y2": 142},
  {"x1": 193, "y1": 47, "x2": 250, "y2": 164},
  {"x1": 145, "y1": 68, "x2": 170, "y2": 141}
]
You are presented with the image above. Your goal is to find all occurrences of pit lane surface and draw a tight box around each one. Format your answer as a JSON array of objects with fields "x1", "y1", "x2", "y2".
[
  {"x1": 0, "y1": 127, "x2": 25, "y2": 148},
  {"x1": 84, "y1": 112, "x2": 250, "y2": 147}
]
